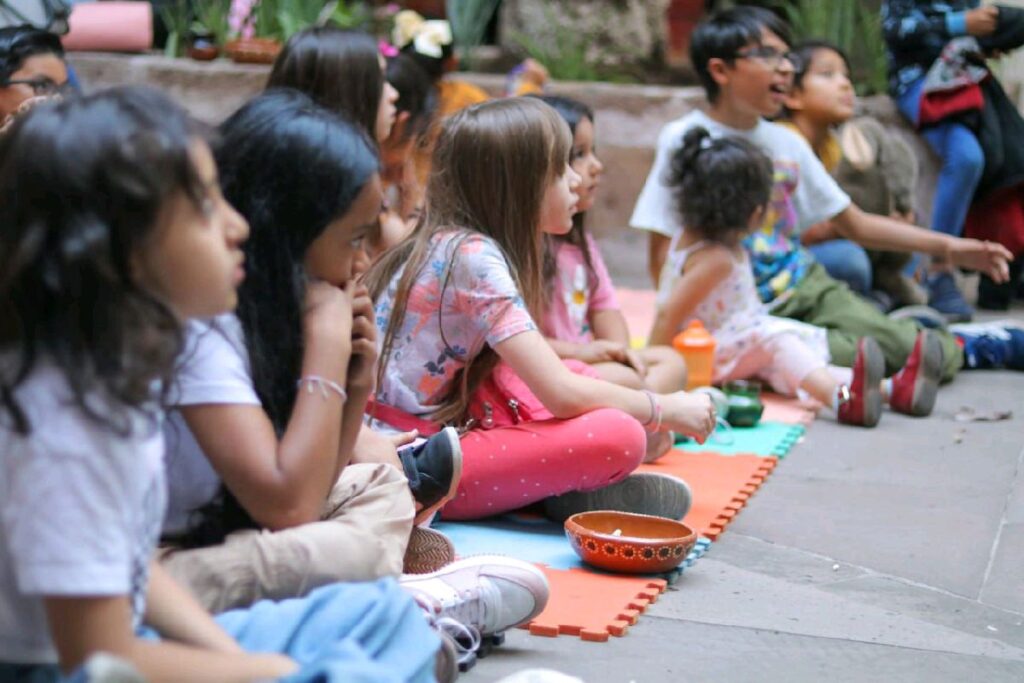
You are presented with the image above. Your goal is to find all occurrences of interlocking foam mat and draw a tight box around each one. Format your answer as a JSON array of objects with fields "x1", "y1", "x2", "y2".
[
  {"x1": 433, "y1": 515, "x2": 711, "y2": 584},
  {"x1": 433, "y1": 448, "x2": 775, "y2": 640},
  {"x1": 524, "y1": 566, "x2": 668, "y2": 641},
  {"x1": 639, "y1": 450, "x2": 778, "y2": 540},
  {"x1": 676, "y1": 420, "x2": 805, "y2": 458}
]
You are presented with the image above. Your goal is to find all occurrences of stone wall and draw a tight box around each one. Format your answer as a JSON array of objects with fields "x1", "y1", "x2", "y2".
[{"x1": 68, "y1": 52, "x2": 939, "y2": 288}]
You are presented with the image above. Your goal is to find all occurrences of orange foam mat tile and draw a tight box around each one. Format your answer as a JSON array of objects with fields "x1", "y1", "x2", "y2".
[
  {"x1": 524, "y1": 565, "x2": 668, "y2": 642},
  {"x1": 638, "y1": 450, "x2": 778, "y2": 541},
  {"x1": 762, "y1": 392, "x2": 820, "y2": 426}
]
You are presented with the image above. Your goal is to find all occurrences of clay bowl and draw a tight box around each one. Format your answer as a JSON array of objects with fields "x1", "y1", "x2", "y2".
[{"x1": 565, "y1": 511, "x2": 697, "y2": 574}]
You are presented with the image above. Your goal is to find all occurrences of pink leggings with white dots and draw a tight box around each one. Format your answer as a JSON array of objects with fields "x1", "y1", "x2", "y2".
[{"x1": 440, "y1": 408, "x2": 647, "y2": 520}]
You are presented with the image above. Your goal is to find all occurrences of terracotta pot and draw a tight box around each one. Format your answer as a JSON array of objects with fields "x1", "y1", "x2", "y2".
[
  {"x1": 565, "y1": 511, "x2": 696, "y2": 574},
  {"x1": 188, "y1": 41, "x2": 219, "y2": 61},
  {"x1": 225, "y1": 38, "x2": 281, "y2": 64}
]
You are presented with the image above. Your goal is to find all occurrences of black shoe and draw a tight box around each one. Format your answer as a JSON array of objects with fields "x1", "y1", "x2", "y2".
[{"x1": 399, "y1": 427, "x2": 463, "y2": 525}]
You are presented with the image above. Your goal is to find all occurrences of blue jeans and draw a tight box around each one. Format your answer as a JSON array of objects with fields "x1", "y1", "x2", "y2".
[
  {"x1": 3, "y1": 580, "x2": 439, "y2": 683},
  {"x1": 897, "y1": 77, "x2": 985, "y2": 238},
  {"x1": 808, "y1": 239, "x2": 873, "y2": 294}
]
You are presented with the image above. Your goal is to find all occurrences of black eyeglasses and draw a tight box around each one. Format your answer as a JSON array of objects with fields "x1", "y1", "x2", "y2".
[
  {"x1": 1, "y1": 78, "x2": 71, "y2": 96},
  {"x1": 734, "y1": 46, "x2": 803, "y2": 72}
]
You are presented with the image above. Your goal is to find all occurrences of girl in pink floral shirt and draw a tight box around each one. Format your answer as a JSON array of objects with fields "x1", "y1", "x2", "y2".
[{"x1": 367, "y1": 98, "x2": 715, "y2": 521}]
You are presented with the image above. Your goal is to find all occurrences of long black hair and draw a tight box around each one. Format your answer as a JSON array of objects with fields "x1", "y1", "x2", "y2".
[
  {"x1": 669, "y1": 126, "x2": 773, "y2": 247},
  {"x1": 0, "y1": 24, "x2": 64, "y2": 83},
  {"x1": 267, "y1": 27, "x2": 384, "y2": 142},
  {"x1": 530, "y1": 94, "x2": 597, "y2": 307},
  {"x1": 0, "y1": 86, "x2": 203, "y2": 435},
  {"x1": 177, "y1": 90, "x2": 379, "y2": 548},
  {"x1": 218, "y1": 88, "x2": 378, "y2": 436}
]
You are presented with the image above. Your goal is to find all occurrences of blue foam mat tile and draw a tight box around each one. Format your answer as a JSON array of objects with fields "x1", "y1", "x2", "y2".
[
  {"x1": 675, "y1": 420, "x2": 805, "y2": 458},
  {"x1": 433, "y1": 515, "x2": 712, "y2": 584}
]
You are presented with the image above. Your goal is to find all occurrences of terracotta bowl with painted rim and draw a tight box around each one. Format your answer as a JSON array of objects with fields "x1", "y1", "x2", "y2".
[{"x1": 564, "y1": 511, "x2": 697, "y2": 574}]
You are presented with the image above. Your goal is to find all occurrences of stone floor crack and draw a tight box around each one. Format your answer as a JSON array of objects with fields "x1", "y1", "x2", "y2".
[{"x1": 979, "y1": 441, "x2": 1024, "y2": 602}]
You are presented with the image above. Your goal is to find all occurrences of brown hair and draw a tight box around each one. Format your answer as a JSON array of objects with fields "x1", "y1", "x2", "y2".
[
  {"x1": 267, "y1": 27, "x2": 383, "y2": 142},
  {"x1": 366, "y1": 97, "x2": 571, "y2": 424}
]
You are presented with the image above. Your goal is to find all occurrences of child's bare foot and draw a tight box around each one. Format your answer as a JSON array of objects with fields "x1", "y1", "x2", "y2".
[{"x1": 643, "y1": 430, "x2": 674, "y2": 463}]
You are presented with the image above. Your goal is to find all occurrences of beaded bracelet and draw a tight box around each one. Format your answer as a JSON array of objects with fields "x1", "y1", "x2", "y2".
[
  {"x1": 641, "y1": 390, "x2": 663, "y2": 432},
  {"x1": 297, "y1": 375, "x2": 348, "y2": 402}
]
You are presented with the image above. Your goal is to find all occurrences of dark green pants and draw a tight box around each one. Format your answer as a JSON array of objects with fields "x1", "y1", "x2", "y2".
[{"x1": 772, "y1": 264, "x2": 962, "y2": 381}]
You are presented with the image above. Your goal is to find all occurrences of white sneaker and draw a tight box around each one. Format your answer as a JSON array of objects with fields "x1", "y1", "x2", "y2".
[{"x1": 402, "y1": 555, "x2": 550, "y2": 636}]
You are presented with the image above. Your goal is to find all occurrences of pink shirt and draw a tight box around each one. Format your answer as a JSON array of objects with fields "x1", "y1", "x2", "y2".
[{"x1": 542, "y1": 234, "x2": 619, "y2": 345}]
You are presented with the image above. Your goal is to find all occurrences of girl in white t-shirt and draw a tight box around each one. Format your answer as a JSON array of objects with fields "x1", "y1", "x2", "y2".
[
  {"x1": 366, "y1": 97, "x2": 716, "y2": 522},
  {"x1": 0, "y1": 88, "x2": 442, "y2": 682},
  {"x1": 649, "y1": 127, "x2": 944, "y2": 427}
]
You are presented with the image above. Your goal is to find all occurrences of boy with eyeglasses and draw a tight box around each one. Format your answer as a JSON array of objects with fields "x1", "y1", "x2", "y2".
[
  {"x1": 0, "y1": 25, "x2": 70, "y2": 132},
  {"x1": 631, "y1": 5, "x2": 1016, "y2": 382}
]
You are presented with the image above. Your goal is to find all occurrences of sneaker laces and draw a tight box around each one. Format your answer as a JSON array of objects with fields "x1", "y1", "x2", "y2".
[
  {"x1": 411, "y1": 575, "x2": 500, "y2": 634},
  {"x1": 434, "y1": 617, "x2": 482, "y2": 667}
]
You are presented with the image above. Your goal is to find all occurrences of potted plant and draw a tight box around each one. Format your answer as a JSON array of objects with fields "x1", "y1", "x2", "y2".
[
  {"x1": 225, "y1": 0, "x2": 283, "y2": 64},
  {"x1": 188, "y1": 0, "x2": 231, "y2": 60}
]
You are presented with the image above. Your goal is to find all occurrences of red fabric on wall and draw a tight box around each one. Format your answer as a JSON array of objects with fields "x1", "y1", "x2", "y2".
[{"x1": 964, "y1": 183, "x2": 1024, "y2": 257}]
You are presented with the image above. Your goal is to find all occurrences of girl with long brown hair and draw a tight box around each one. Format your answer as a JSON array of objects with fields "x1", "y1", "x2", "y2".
[{"x1": 365, "y1": 97, "x2": 716, "y2": 521}]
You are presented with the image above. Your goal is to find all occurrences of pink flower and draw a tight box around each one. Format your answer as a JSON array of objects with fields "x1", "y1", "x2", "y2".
[
  {"x1": 229, "y1": 0, "x2": 257, "y2": 39},
  {"x1": 378, "y1": 40, "x2": 399, "y2": 58}
]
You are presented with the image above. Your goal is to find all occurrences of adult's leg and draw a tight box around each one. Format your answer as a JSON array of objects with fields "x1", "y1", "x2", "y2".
[
  {"x1": 920, "y1": 122, "x2": 985, "y2": 238},
  {"x1": 897, "y1": 77, "x2": 983, "y2": 319},
  {"x1": 215, "y1": 579, "x2": 439, "y2": 683},
  {"x1": 772, "y1": 265, "x2": 962, "y2": 380},
  {"x1": 807, "y1": 239, "x2": 873, "y2": 295},
  {"x1": 441, "y1": 408, "x2": 646, "y2": 520},
  {"x1": 162, "y1": 463, "x2": 415, "y2": 613}
]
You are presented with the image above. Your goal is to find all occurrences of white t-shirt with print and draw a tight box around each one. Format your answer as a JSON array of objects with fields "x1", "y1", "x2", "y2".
[
  {"x1": 630, "y1": 109, "x2": 851, "y2": 238},
  {"x1": 162, "y1": 315, "x2": 260, "y2": 537},
  {"x1": 0, "y1": 364, "x2": 166, "y2": 664}
]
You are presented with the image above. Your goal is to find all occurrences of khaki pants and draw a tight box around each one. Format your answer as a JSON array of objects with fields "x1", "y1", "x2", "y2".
[{"x1": 161, "y1": 463, "x2": 415, "y2": 614}]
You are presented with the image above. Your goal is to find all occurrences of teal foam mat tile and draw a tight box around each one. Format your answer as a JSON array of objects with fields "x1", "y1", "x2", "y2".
[{"x1": 675, "y1": 420, "x2": 805, "y2": 458}]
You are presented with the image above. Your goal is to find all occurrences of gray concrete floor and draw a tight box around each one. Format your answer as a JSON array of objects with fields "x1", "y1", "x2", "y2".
[{"x1": 465, "y1": 312, "x2": 1024, "y2": 683}]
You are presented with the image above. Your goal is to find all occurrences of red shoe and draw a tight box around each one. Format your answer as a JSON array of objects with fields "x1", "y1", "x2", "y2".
[
  {"x1": 889, "y1": 330, "x2": 943, "y2": 417},
  {"x1": 837, "y1": 337, "x2": 884, "y2": 427}
]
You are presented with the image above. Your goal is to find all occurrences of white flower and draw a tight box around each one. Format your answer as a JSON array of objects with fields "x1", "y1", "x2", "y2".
[
  {"x1": 412, "y1": 19, "x2": 452, "y2": 58},
  {"x1": 392, "y1": 10, "x2": 425, "y2": 49}
]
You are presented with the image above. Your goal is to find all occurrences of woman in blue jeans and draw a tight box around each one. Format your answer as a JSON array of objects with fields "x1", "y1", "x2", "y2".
[{"x1": 882, "y1": 0, "x2": 998, "y2": 322}]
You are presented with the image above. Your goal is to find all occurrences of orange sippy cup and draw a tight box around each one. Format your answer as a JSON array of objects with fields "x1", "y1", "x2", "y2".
[{"x1": 672, "y1": 320, "x2": 716, "y2": 390}]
